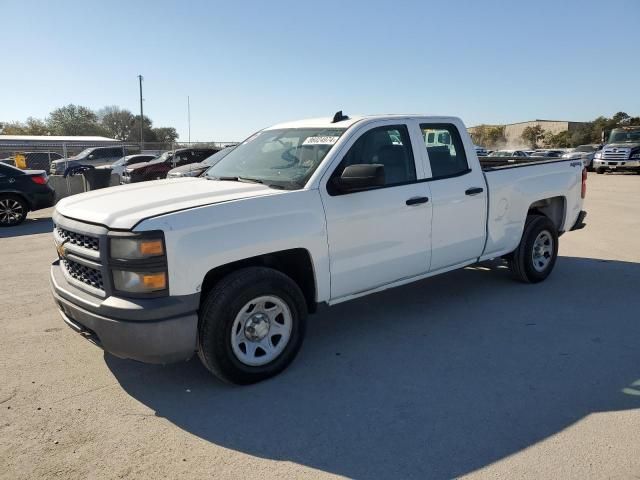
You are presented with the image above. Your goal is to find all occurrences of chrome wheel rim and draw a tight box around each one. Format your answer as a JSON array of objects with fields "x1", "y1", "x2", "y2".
[
  {"x1": 532, "y1": 230, "x2": 553, "y2": 272},
  {"x1": 230, "y1": 295, "x2": 293, "y2": 367},
  {"x1": 0, "y1": 199, "x2": 24, "y2": 225}
]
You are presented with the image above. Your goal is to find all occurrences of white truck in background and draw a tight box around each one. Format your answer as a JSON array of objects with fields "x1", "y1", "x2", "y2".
[
  {"x1": 50, "y1": 113, "x2": 587, "y2": 384},
  {"x1": 593, "y1": 126, "x2": 640, "y2": 174}
]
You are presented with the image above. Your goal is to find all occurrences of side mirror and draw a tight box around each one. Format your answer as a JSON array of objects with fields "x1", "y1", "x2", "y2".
[
  {"x1": 88, "y1": 154, "x2": 95, "y2": 159},
  {"x1": 336, "y1": 164, "x2": 385, "y2": 192}
]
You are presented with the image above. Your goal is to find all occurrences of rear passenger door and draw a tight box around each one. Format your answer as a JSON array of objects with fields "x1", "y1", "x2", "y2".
[
  {"x1": 320, "y1": 121, "x2": 432, "y2": 300},
  {"x1": 419, "y1": 122, "x2": 487, "y2": 271}
]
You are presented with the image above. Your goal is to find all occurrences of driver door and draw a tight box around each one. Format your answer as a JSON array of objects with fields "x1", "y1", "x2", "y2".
[{"x1": 320, "y1": 121, "x2": 432, "y2": 300}]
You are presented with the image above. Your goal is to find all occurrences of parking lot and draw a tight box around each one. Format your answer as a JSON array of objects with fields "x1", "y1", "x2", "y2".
[{"x1": 1, "y1": 172, "x2": 639, "y2": 479}]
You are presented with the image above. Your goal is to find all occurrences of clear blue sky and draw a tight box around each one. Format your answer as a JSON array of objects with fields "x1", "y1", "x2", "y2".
[{"x1": 2, "y1": 0, "x2": 639, "y2": 141}]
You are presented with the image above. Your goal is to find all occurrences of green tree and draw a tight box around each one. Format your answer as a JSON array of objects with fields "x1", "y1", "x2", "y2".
[
  {"x1": 469, "y1": 124, "x2": 506, "y2": 149},
  {"x1": 152, "y1": 127, "x2": 179, "y2": 144},
  {"x1": 127, "y1": 115, "x2": 156, "y2": 142},
  {"x1": 0, "y1": 117, "x2": 49, "y2": 135},
  {"x1": 98, "y1": 106, "x2": 135, "y2": 140},
  {"x1": 47, "y1": 104, "x2": 105, "y2": 136},
  {"x1": 521, "y1": 125, "x2": 545, "y2": 149}
]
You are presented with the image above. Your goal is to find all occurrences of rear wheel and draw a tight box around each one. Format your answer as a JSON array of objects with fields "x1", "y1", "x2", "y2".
[
  {"x1": 0, "y1": 195, "x2": 28, "y2": 227},
  {"x1": 197, "y1": 267, "x2": 307, "y2": 384},
  {"x1": 508, "y1": 215, "x2": 559, "y2": 283}
]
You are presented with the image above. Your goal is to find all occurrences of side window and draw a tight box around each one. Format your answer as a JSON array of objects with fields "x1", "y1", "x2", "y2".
[
  {"x1": 332, "y1": 124, "x2": 416, "y2": 188},
  {"x1": 421, "y1": 123, "x2": 469, "y2": 178}
]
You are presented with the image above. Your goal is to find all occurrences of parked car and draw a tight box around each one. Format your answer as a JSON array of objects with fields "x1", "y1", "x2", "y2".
[
  {"x1": 15, "y1": 151, "x2": 63, "y2": 170},
  {"x1": 0, "y1": 163, "x2": 54, "y2": 226},
  {"x1": 98, "y1": 154, "x2": 158, "y2": 181},
  {"x1": 488, "y1": 149, "x2": 529, "y2": 157},
  {"x1": 562, "y1": 144, "x2": 602, "y2": 171},
  {"x1": 50, "y1": 146, "x2": 129, "y2": 175},
  {"x1": 167, "y1": 147, "x2": 234, "y2": 178},
  {"x1": 121, "y1": 148, "x2": 219, "y2": 183},
  {"x1": 51, "y1": 113, "x2": 587, "y2": 384},
  {"x1": 474, "y1": 145, "x2": 488, "y2": 157},
  {"x1": 593, "y1": 126, "x2": 640, "y2": 174},
  {"x1": 529, "y1": 150, "x2": 563, "y2": 158}
]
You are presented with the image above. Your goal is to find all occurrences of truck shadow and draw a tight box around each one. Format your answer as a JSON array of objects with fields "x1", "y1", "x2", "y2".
[
  {"x1": 0, "y1": 216, "x2": 53, "y2": 238},
  {"x1": 106, "y1": 256, "x2": 640, "y2": 479}
]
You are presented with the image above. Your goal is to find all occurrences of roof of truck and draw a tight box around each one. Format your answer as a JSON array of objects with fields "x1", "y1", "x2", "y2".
[{"x1": 266, "y1": 114, "x2": 458, "y2": 130}]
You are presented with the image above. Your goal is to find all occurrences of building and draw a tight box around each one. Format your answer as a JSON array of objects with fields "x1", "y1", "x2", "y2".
[{"x1": 469, "y1": 120, "x2": 587, "y2": 147}]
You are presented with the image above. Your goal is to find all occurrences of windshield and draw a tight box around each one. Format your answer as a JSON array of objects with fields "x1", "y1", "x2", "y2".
[
  {"x1": 71, "y1": 148, "x2": 94, "y2": 159},
  {"x1": 149, "y1": 151, "x2": 173, "y2": 163},
  {"x1": 205, "y1": 128, "x2": 346, "y2": 189},
  {"x1": 574, "y1": 145, "x2": 595, "y2": 152},
  {"x1": 112, "y1": 158, "x2": 125, "y2": 167},
  {"x1": 608, "y1": 128, "x2": 640, "y2": 143},
  {"x1": 202, "y1": 147, "x2": 234, "y2": 167}
]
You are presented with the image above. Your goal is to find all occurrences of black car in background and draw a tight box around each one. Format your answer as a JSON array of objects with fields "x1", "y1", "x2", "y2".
[
  {"x1": 166, "y1": 147, "x2": 234, "y2": 178},
  {"x1": 0, "y1": 163, "x2": 54, "y2": 226}
]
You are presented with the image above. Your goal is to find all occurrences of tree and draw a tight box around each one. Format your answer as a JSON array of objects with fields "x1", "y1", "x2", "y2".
[
  {"x1": 152, "y1": 127, "x2": 179, "y2": 144},
  {"x1": 521, "y1": 125, "x2": 545, "y2": 149},
  {"x1": 469, "y1": 124, "x2": 506, "y2": 149},
  {"x1": 47, "y1": 104, "x2": 105, "y2": 136},
  {"x1": 127, "y1": 115, "x2": 156, "y2": 142},
  {"x1": 98, "y1": 106, "x2": 135, "y2": 140}
]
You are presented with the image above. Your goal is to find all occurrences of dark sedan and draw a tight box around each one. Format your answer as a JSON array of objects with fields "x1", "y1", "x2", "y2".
[
  {"x1": 167, "y1": 147, "x2": 234, "y2": 178},
  {"x1": 0, "y1": 163, "x2": 55, "y2": 226},
  {"x1": 121, "y1": 148, "x2": 219, "y2": 184}
]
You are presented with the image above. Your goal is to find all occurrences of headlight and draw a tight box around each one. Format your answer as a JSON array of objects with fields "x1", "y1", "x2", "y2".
[
  {"x1": 112, "y1": 270, "x2": 167, "y2": 293},
  {"x1": 110, "y1": 237, "x2": 164, "y2": 259},
  {"x1": 594, "y1": 152, "x2": 602, "y2": 159}
]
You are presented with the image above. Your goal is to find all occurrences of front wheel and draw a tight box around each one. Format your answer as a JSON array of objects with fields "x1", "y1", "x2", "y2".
[
  {"x1": 596, "y1": 167, "x2": 606, "y2": 174},
  {"x1": 0, "y1": 195, "x2": 28, "y2": 227},
  {"x1": 197, "y1": 267, "x2": 307, "y2": 384},
  {"x1": 508, "y1": 215, "x2": 559, "y2": 283}
]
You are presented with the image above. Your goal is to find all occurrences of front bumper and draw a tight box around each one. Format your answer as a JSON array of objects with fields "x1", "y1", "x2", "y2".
[
  {"x1": 50, "y1": 261, "x2": 199, "y2": 364},
  {"x1": 593, "y1": 159, "x2": 640, "y2": 170}
]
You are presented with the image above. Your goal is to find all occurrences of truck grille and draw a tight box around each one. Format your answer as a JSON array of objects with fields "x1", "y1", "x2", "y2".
[
  {"x1": 56, "y1": 226, "x2": 100, "y2": 251},
  {"x1": 61, "y1": 258, "x2": 104, "y2": 291},
  {"x1": 602, "y1": 148, "x2": 630, "y2": 160}
]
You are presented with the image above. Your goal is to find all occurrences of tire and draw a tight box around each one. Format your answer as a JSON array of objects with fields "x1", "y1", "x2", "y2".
[
  {"x1": 596, "y1": 168, "x2": 606, "y2": 174},
  {"x1": 0, "y1": 194, "x2": 28, "y2": 227},
  {"x1": 508, "y1": 215, "x2": 559, "y2": 283},
  {"x1": 197, "y1": 267, "x2": 307, "y2": 385}
]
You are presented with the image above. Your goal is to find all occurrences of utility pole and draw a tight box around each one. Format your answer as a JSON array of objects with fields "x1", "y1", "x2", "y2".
[
  {"x1": 138, "y1": 75, "x2": 144, "y2": 149},
  {"x1": 187, "y1": 96, "x2": 191, "y2": 144}
]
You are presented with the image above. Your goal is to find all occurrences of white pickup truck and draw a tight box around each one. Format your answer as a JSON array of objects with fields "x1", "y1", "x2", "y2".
[{"x1": 50, "y1": 113, "x2": 587, "y2": 384}]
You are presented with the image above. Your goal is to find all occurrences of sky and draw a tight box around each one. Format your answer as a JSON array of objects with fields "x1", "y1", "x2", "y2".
[{"x1": 1, "y1": 0, "x2": 639, "y2": 141}]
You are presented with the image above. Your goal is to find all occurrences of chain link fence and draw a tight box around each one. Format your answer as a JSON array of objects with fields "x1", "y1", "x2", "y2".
[{"x1": 0, "y1": 139, "x2": 238, "y2": 202}]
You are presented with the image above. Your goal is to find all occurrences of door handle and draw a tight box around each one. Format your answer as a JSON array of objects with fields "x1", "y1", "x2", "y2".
[
  {"x1": 406, "y1": 196, "x2": 429, "y2": 206},
  {"x1": 465, "y1": 187, "x2": 484, "y2": 196}
]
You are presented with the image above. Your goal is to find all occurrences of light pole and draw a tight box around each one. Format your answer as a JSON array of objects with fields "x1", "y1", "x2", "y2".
[
  {"x1": 138, "y1": 75, "x2": 144, "y2": 149},
  {"x1": 187, "y1": 95, "x2": 191, "y2": 144}
]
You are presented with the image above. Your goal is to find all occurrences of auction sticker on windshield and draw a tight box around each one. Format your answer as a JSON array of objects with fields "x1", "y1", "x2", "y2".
[{"x1": 302, "y1": 136, "x2": 340, "y2": 145}]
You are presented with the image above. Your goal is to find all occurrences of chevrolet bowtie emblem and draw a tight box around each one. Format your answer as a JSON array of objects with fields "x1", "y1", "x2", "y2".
[{"x1": 56, "y1": 240, "x2": 68, "y2": 258}]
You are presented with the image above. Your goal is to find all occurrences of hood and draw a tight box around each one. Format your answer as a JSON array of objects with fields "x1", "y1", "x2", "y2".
[
  {"x1": 55, "y1": 177, "x2": 281, "y2": 229},
  {"x1": 562, "y1": 151, "x2": 587, "y2": 159},
  {"x1": 125, "y1": 160, "x2": 158, "y2": 171},
  {"x1": 167, "y1": 162, "x2": 206, "y2": 175},
  {"x1": 605, "y1": 142, "x2": 640, "y2": 149}
]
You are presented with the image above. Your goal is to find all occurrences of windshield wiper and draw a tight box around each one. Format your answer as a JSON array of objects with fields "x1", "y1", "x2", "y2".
[{"x1": 215, "y1": 176, "x2": 264, "y2": 184}]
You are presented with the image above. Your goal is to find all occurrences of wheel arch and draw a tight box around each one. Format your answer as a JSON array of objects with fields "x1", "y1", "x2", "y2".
[
  {"x1": 0, "y1": 191, "x2": 32, "y2": 210},
  {"x1": 527, "y1": 195, "x2": 566, "y2": 232},
  {"x1": 200, "y1": 248, "x2": 318, "y2": 313}
]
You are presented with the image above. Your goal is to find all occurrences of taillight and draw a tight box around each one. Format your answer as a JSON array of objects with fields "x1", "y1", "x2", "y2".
[
  {"x1": 581, "y1": 167, "x2": 587, "y2": 199},
  {"x1": 30, "y1": 174, "x2": 48, "y2": 185}
]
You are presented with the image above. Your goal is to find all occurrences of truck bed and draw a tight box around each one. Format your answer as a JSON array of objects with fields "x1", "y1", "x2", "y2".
[{"x1": 480, "y1": 156, "x2": 577, "y2": 171}]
